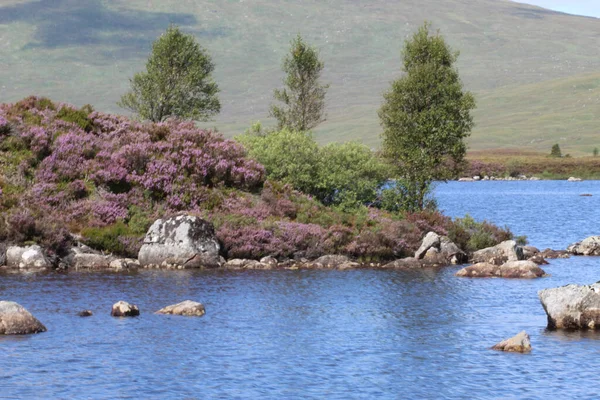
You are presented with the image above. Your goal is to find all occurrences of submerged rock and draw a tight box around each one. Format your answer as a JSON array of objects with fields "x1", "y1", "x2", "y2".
[
  {"x1": 539, "y1": 283, "x2": 600, "y2": 329},
  {"x1": 6, "y1": 245, "x2": 50, "y2": 269},
  {"x1": 471, "y1": 240, "x2": 524, "y2": 265},
  {"x1": 138, "y1": 215, "x2": 222, "y2": 268},
  {"x1": 111, "y1": 301, "x2": 140, "y2": 317},
  {"x1": 78, "y1": 310, "x2": 93, "y2": 317},
  {"x1": 456, "y1": 260, "x2": 545, "y2": 279},
  {"x1": 492, "y1": 331, "x2": 532, "y2": 353},
  {"x1": 567, "y1": 236, "x2": 600, "y2": 256},
  {"x1": 0, "y1": 301, "x2": 47, "y2": 335},
  {"x1": 156, "y1": 300, "x2": 205, "y2": 317}
]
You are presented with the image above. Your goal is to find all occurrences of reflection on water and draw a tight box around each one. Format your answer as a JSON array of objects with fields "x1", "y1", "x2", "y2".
[{"x1": 0, "y1": 181, "x2": 600, "y2": 398}]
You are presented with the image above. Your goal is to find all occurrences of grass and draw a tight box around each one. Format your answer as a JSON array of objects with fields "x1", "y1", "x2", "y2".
[
  {"x1": 467, "y1": 149, "x2": 600, "y2": 179},
  {"x1": 2, "y1": 0, "x2": 600, "y2": 151}
]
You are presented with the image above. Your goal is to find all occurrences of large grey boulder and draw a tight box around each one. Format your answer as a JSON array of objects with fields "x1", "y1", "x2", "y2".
[
  {"x1": 471, "y1": 240, "x2": 524, "y2": 265},
  {"x1": 567, "y1": 236, "x2": 600, "y2": 256},
  {"x1": 6, "y1": 245, "x2": 51, "y2": 269},
  {"x1": 138, "y1": 215, "x2": 222, "y2": 268},
  {"x1": 156, "y1": 300, "x2": 205, "y2": 317},
  {"x1": 538, "y1": 283, "x2": 600, "y2": 329},
  {"x1": 415, "y1": 232, "x2": 467, "y2": 265},
  {"x1": 0, "y1": 301, "x2": 46, "y2": 335},
  {"x1": 492, "y1": 331, "x2": 532, "y2": 353}
]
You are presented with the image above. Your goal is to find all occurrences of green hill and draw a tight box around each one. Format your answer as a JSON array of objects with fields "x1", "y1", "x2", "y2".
[{"x1": 1, "y1": 0, "x2": 600, "y2": 153}]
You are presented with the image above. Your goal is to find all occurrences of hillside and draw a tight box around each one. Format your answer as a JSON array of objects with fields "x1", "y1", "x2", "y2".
[{"x1": 1, "y1": 0, "x2": 600, "y2": 153}]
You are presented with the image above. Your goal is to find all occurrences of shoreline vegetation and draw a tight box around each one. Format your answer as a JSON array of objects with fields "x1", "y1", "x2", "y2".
[
  {"x1": 0, "y1": 97, "x2": 519, "y2": 270},
  {"x1": 465, "y1": 149, "x2": 600, "y2": 180}
]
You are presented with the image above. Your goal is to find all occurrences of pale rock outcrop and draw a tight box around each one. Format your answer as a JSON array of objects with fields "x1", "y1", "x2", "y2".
[
  {"x1": 156, "y1": 300, "x2": 205, "y2": 317},
  {"x1": 223, "y1": 259, "x2": 271, "y2": 269},
  {"x1": 138, "y1": 215, "x2": 222, "y2": 268},
  {"x1": 567, "y1": 177, "x2": 582, "y2": 182},
  {"x1": 72, "y1": 253, "x2": 112, "y2": 270},
  {"x1": 471, "y1": 240, "x2": 524, "y2": 265},
  {"x1": 539, "y1": 283, "x2": 600, "y2": 329},
  {"x1": 567, "y1": 236, "x2": 600, "y2": 256},
  {"x1": 6, "y1": 245, "x2": 50, "y2": 269},
  {"x1": 310, "y1": 255, "x2": 351, "y2": 268},
  {"x1": 109, "y1": 258, "x2": 140, "y2": 270},
  {"x1": 259, "y1": 256, "x2": 278, "y2": 268},
  {"x1": 415, "y1": 232, "x2": 467, "y2": 265},
  {"x1": 492, "y1": 331, "x2": 532, "y2": 353},
  {"x1": 381, "y1": 258, "x2": 423, "y2": 269},
  {"x1": 111, "y1": 301, "x2": 140, "y2": 317},
  {"x1": 0, "y1": 301, "x2": 46, "y2": 334}
]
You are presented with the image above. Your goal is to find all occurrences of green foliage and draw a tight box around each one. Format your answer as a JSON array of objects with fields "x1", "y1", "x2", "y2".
[
  {"x1": 270, "y1": 35, "x2": 329, "y2": 131},
  {"x1": 594, "y1": 147, "x2": 599, "y2": 157},
  {"x1": 237, "y1": 129, "x2": 320, "y2": 195},
  {"x1": 238, "y1": 129, "x2": 389, "y2": 208},
  {"x1": 379, "y1": 23, "x2": 475, "y2": 211},
  {"x1": 118, "y1": 25, "x2": 220, "y2": 122},
  {"x1": 56, "y1": 105, "x2": 94, "y2": 132},
  {"x1": 81, "y1": 221, "x2": 137, "y2": 256},
  {"x1": 449, "y1": 214, "x2": 515, "y2": 252},
  {"x1": 550, "y1": 143, "x2": 562, "y2": 158},
  {"x1": 380, "y1": 181, "x2": 437, "y2": 213}
]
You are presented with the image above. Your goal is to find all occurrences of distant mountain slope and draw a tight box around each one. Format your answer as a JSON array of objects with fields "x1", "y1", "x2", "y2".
[{"x1": 1, "y1": 0, "x2": 599, "y2": 153}]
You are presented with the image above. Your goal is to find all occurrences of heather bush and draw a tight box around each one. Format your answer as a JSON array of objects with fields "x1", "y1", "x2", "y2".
[{"x1": 449, "y1": 214, "x2": 515, "y2": 252}]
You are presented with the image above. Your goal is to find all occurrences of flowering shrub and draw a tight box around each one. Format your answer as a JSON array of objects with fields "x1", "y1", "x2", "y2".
[{"x1": 0, "y1": 97, "x2": 514, "y2": 260}]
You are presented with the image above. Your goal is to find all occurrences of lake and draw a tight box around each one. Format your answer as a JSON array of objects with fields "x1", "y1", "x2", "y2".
[{"x1": 1, "y1": 181, "x2": 599, "y2": 399}]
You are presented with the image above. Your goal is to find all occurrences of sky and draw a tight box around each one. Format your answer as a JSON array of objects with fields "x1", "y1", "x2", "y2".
[{"x1": 516, "y1": 0, "x2": 600, "y2": 17}]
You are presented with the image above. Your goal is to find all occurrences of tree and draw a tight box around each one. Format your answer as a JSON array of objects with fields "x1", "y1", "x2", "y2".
[
  {"x1": 378, "y1": 23, "x2": 475, "y2": 212},
  {"x1": 118, "y1": 26, "x2": 220, "y2": 122},
  {"x1": 550, "y1": 143, "x2": 562, "y2": 158},
  {"x1": 594, "y1": 147, "x2": 599, "y2": 157},
  {"x1": 270, "y1": 35, "x2": 329, "y2": 131}
]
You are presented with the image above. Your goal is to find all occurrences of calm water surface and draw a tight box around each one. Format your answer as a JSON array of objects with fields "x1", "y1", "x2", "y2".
[{"x1": 2, "y1": 181, "x2": 600, "y2": 399}]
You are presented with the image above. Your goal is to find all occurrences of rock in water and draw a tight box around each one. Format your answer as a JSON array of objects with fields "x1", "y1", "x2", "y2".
[
  {"x1": 155, "y1": 300, "x2": 206, "y2": 317},
  {"x1": 414, "y1": 232, "x2": 467, "y2": 265},
  {"x1": 0, "y1": 301, "x2": 47, "y2": 335},
  {"x1": 567, "y1": 236, "x2": 600, "y2": 256},
  {"x1": 138, "y1": 215, "x2": 222, "y2": 268},
  {"x1": 111, "y1": 301, "x2": 140, "y2": 317},
  {"x1": 6, "y1": 245, "x2": 51, "y2": 269},
  {"x1": 78, "y1": 310, "x2": 93, "y2": 317},
  {"x1": 492, "y1": 331, "x2": 532, "y2": 353},
  {"x1": 456, "y1": 260, "x2": 545, "y2": 278},
  {"x1": 539, "y1": 283, "x2": 600, "y2": 329},
  {"x1": 471, "y1": 240, "x2": 524, "y2": 264}
]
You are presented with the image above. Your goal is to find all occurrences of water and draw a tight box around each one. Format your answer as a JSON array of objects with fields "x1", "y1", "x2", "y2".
[{"x1": 1, "y1": 181, "x2": 600, "y2": 399}]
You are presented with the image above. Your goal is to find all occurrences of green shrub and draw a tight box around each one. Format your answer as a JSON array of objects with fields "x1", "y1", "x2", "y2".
[
  {"x1": 56, "y1": 105, "x2": 94, "y2": 132},
  {"x1": 81, "y1": 221, "x2": 132, "y2": 255}
]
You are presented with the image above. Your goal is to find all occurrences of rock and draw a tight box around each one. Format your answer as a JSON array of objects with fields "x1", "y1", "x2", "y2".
[
  {"x1": 415, "y1": 232, "x2": 467, "y2": 264},
  {"x1": 111, "y1": 301, "x2": 140, "y2": 317},
  {"x1": 415, "y1": 232, "x2": 441, "y2": 259},
  {"x1": 499, "y1": 260, "x2": 546, "y2": 278},
  {"x1": 540, "y1": 248, "x2": 570, "y2": 259},
  {"x1": 440, "y1": 236, "x2": 468, "y2": 264},
  {"x1": 471, "y1": 240, "x2": 524, "y2": 265},
  {"x1": 567, "y1": 236, "x2": 600, "y2": 256},
  {"x1": 473, "y1": 176, "x2": 481, "y2": 181},
  {"x1": 381, "y1": 258, "x2": 424, "y2": 269},
  {"x1": 456, "y1": 260, "x2": 545, "y2": 278},
  {"x1": 458, "y1": 177, "x2": 474, "y2": 182},
  {"x1": 311, "y1": 255, "x2": 351, "y2": 268},
  {"x1": 567, "y1": 177, "x2": 582, "y2": 182},
  {"x1": 72, "y1": 253, "x2": 113, "y2": 270},
  {"x1": 528, "y1": 254, "x2": 549, "y2": 265},
  {"x1": 155, "y1": 300, "x2": 205, "y2": 317},
  {"x1": 455, "y1": 262, "x2": 499, "y2": 277},
  {"x1": 0, "y1": 301, "x2": 47, "y2": 335},
  {"x1": 223, "y1": 259, "x2": 271, "y2": 269},
  {"x1": 522, "y1": 245, "x2": 540, "y2": 259},
  {"x1": 138, "y1": 215, "x2": 222, "y2": 268},
  {"x1": 492, "y1": 331, "x2": 532, "y2": 353},
  {"x1": 580, "y1": 193, "x2": 593, "y2": 197},
  {"x1": 109, "y1": 258, "x2": 139, "y2": 270},
  {"x1": 78, "y1": 310, "x2": 93, "y2": 317},
  {"x1": 6, "y1": 245, "x2": 51, "y2": 269},
  {"x1": 0, "y1": 243, "x2": 6, "y2": 266},
  {"x1": 259, "y1": 256, "x2": 278, "y2": 268},
  {"x1": 539, "y1": 283, "x2": 600, "y2": 329},
  {"x1": 337, "y1": 261, "x2": 361, "y2": 270}
]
